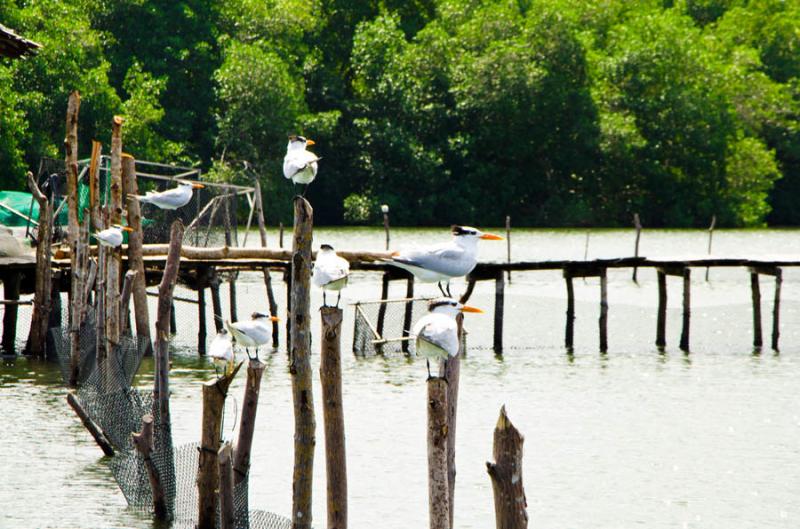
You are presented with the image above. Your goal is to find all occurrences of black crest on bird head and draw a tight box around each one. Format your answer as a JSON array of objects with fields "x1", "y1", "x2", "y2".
[
  {"x1": 451, "y1": 225, "x2": 477, "y2": 236},
  {"x1": 288, "y1": 134, "x2": 307, "y2": 143},
  {"x1": 428, "y1": 298, "x2": 457, "y2": 311},
  {"x1": 251, "y1": 311, "x2": 268, "y2": 319},
  {"x1": 320, "y1": 244, "x2": 334, "y2": 251}
]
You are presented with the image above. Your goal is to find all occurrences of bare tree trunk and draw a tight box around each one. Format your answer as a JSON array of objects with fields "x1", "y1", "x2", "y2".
[
  {"x1": 321, "y1": 307, "x2": 347, "y2": 529},
  {"x1": 105, "y1": 116, "x2": 124, "y2": 356},
  {"x1": 123, "y1": 154, "x2": 153, "y2": 355},
  {"x1": 88, "y1": 140, "x2": 102, "y2": 230},
  {"x1": 26, "y1": 172, "x2": 53, "y2": 357},
  {"x1": 64, "y1": 91, "x2": 83, "y2": 385},
  {"x1": 486, "y1": 406, "x2": 528, "y2": 529},
  {"x1": 131, "y1": 414, "x2": 168, "y2": 519},
  {"x1": 427, "y1": 377, "x2": 449, "y2": 529},
  {"x1": 291, "y1": 196, "x2": 315, "y2": 529}
]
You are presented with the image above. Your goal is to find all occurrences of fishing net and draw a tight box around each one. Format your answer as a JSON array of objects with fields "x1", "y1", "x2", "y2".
[{"x1": 353, "y1": 297, "x2": 446, "y2": 356}]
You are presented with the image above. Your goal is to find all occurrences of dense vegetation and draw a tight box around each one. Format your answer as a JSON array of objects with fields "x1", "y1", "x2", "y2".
[{"x1": 0, "y1": 0, "x2": 798, "y2": 227}]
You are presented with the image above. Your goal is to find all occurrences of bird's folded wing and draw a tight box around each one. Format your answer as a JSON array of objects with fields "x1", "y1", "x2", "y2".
[{"x1": 392, "y1": 245, "x2": 465, "y2": 272}]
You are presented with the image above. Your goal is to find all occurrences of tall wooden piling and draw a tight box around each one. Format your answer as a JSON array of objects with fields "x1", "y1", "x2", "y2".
[
  {"x1": 320, "y1": 307, "x2": 347, "y2": 529},
  {"x1": 632, "y1": 213, "x2": 642, "y2": 282},
  {"x1": 210, "y1": 273, "x2": 223, "y2": 333},
  {"x1": 65, "y1": 91, "x2": 81, "y2": 309},
  {"x1": 88, "y1": 140, "x2": 102, "y2": 230},
  {"x1": 119, "y1": 270, "x2": 136, "y2": 335},
  {"x1": 291, "y1": 196, "x2": 315, "y2": 529},
  {"x1": 197, "y1": 288, "x2": 207, "y2": 355},
  {"x1": 375, "y1": 273, "x2": 390, "y2": 339},
  {"x1": 506, "y1": 215, "x2": 511, "y2": 282},
  {"x1": 218, "y1": 443, "x2": 235, "y2": 529},
  {"x1": 223, "y1": 195, "x2": 239, "y2": 322},
  {"x1": 772, "y1": 268, "x2": 782, "y2": 351},
  {"x1": 439, "y1": 314, "x2": 463, "y2": 529},
  {"x1": 656, "y1": 270, "x2": 667, "y2": 349},
  {"x1": 26, "y1": 171, "x2": 53, "y2": 357},
  {"x1": 599, "y1": 268, "x2": 608, "y2": 352},
  {"x1": 427, "y1": 377, "x2": 450, "y2": 529},
  {"x1": 494, "y1": 271, "x2": 505, "y2": 355},
  {"x1": 564, "y1": 274, "x2": 575, "y2": 350},
  {"x1": 197, "y1": 365, "x2": 240, "y2": 529},
  {"x1": 254, "y1": 179, "x2": 279, "y2": 346},
  {"x1": 679, "y1": 268, "x2": 691, "y2": 352},
  {"x1": 2, "y1": 272, "x2": 20, "y2": 353},
  {"x1": 382, "y1": 205, "x2": 390, "y2": 251},
  {"x1": 131, "y1": 414, "x2": 167, "y2": 519},
  {"x1": 123, "y1": 154, "x2": 153, "y2": 355},
  {"x1": 106, "y1": 116, "x2": 124, "y2": 356},
  {"x1": 486, "y1": 406, "x2": 528, "y2": 529},
  {"x1": 233, "y1": 359, "x2": 266, "y2": 488},
  {"x1": 750, "y1": 271, "x2": 762, "y2": 349},
  {"x1": 402, "y1": 277, "x2": 414, "y2": 354}
]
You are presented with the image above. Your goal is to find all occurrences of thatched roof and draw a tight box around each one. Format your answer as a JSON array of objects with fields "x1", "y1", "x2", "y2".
[{"x1": 0, "y1": 23, "x2": 41, "y2": 59}]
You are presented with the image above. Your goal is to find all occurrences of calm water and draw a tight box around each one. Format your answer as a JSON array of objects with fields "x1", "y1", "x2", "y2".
[{"x1": 2, "y1": 227, "x2": 800, "y2": 529}]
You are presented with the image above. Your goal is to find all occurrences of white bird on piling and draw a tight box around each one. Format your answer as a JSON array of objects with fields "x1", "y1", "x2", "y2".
[
  {"x1": 129, "y1": 181, "x2": 204, "y2": 210},
  {"x1": 225, "y1": 311, "x2": 279, "y2": 361},
  {"x1": 283, "y1": 135, "x2": 321, "y2": 195},
  {"x1": 312, "y1": 244, "x2": 350, "y2": 307},
  {"x1": 412, "y1": 298, "x2": 483, "y2": 377},
  {"x1": 208, "y1": 328, "x2": 235, "y2": 377},
  {"x1": 94, "y1": 224, "x2": 134, "y2": 247},
  {"x1": 387, "y1": 225, "x2": 504, "y2": 297}
]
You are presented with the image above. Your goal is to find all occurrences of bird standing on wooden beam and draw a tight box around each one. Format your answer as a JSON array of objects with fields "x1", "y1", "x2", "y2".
[
  {"x1": 283, "y1": 134, "x2": 321, "y2": 196},
  {"x1": 129, "y1": 181, "x2": 204, "y2": 210},
  {"x1": 412, "y1": 298, "x2": 482, "y2": 378},
  {"x1": 94, "y1": 224, "x2": 134, "y2": 247}
]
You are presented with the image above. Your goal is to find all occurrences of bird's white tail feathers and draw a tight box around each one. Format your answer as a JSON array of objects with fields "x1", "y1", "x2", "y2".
[{"x1": 126, "y1": 193, "x2": 149, "y2": 202}]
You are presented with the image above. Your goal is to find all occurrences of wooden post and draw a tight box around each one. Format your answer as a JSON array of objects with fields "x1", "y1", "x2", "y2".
[
  {"x1": 705, "y1": 215, "x2": 716, "y2": 281},
  {"x1": 772, "y1": 269, "x2": 782, "y2": 351},
  {"x1": 427, "y1": 377, "x2": 449, "y2": 529},
  {"x1": 285, "y1": 267, "x2": 292, "y2": 351},
  {"x1": 632, "y1": 213, "x2": 642, "y2": 282},
  {"x1": 218, "y1": 443, "x2": 235, "y2": 529},
  {"x1": 88, "y1": 140, "x2": 102, "y2": 230},
  {"x1": 198, "y1": 287, "x2": 207, "y2": 355},
  {"x1": 656, "y1": 270, "x2": 667, "y2": 349},
  {"x1": 750, "y1": 271, "x2": 762, "y2": 350},
  {"x1": 65, "y1": 91, "x2": 81, "y2": 310},
  {"x1": 564, "y1": 273, "x2": 575, "y2": 350},
  {"x1": 439, "y1": 314, "x2": 463, "y2": 529},
  {"x1": 599, "y1": 268, "x2": 608, "y2": 353},
  {"x1": 679, "y1": 268, "x2": 691, "y2": 352},
  {"x1": 210, "y1": 273, "x2": 223, "y2": 333},
  {"x1": 153, "y1": 221, "x2": 184, "y2": 443},
  {"x1": 486, "y1": 406, "x2": 528, "y2": 529},
  {"x1": 106, "y1": 116, "x2": 124, "y2": 356},
  {"x1": 96, "y1": 245, "x2": 107, "y2": 363},
  {"x1": 197, "y1": 365, "x2": 241, "y2": 529},
  {"x1": 320, "y1": 307, "x2": 347, "y2": 529},
  {"x1": 291, "y1": 196, "x2": 316, "y2": 529},
  {"x1": 382, "y1": 205, "x2": 390, "y2": 251},
  {"x1": 505, "y1": 215, "x2": 511, "y2": 282},
  {"x1": 223, "y1": 195, "x2": 238, "y2": 322},
  {"x1": 254, "y1": 179, "x2": 280, "y2": 347},
  {"x1": 494, "y1": 271, "x2": 504, "y2": 355},
  {"x1": 233, "y1": 359, "x2": 266, "y2": 487},
  {"x1": 2, "y1": 272, "x2": 20, "y2": 353},
  {"x1": 402, "y1": 277, "x2": 414, "y2": 354},
  {"x1": 119, "y1": 269, "x2": 136, "y2": 335},
  {"x1": 123, "y1": 154, "x2": 153, "y2": 355},
  {"x1": 375, "y1": 273, "x2": 390, "y2": 340},
  {"x1": 131, "y1": 414, "x2": 168, "y2": 519},
  {"x1": 279, "y1": 222, "x2": 285, "y2": 248},
  {"x1": 26, "y1": 171, "x2": 53, "y2": 357},
  {"x1": 67, "y1": 392, "x2": 115, "y2": 456}
]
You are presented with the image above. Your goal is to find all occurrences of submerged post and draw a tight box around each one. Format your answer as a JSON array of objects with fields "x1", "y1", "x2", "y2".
[
  {"x1": 486, "y1": 406, "x2": 528, "y2": 529},
  {"x1": 750, "y1": 270, "x2": 762, "y2": 350},
  {"x1": 599, "y1": 268, "x2": 608, "y2": 352},
  {"x1": 320, "y1": 307, "x2": 347, "y2": 529},
  {"x1": 26, "y1": 171, "x2": 53, "y2": 357},
  {"x1": 656, "y1": 270, "x2": 667, "y2": 349},
  {"x1": 2, "y1": 272, "x2": 20, "y2": 353},
  {"x1": 564, "y1": 273, "x2": 575, "y2": 350},
  {"x1": 679, "y1": 268, "x2": 691, "y2": 352},
  {"x1": 506, "y1": 215, "x2": 511, "y2": 282},
  {"x1": 632, "y1": 213, "x2": 642, "y2": 282},
  {"x1": 123, "y1": 153, "x2": 153, "y2": 355},
  {"x1": 705, "y1": 215, "x2": 716, "y2": 281},
  {"x1": 233, "y1": 359, "x2": 266, "y2": 488},
  {"x1": 382, "y1": 204, "x2": 390, "y2": 250},
  {"x1": 402, "y1": 276, "x2": 414, "y2": 354},
  {"x1": 375, "y1": 273, "x2": 390, "y2": 339},
  {"x1": 772, "y1": 268, "x2": 782, "y2": 351},
  {"x1": 427, "y1": 377, "x2": 450, "y2": 529},
  {"x1": 291, "y1": 196, "x2": 315, "y2": 529},
  {"x1": 494, "y1": 271, "x2": 505, "y2": 355}
]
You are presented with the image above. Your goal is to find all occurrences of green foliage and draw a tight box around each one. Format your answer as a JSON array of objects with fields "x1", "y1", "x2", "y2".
[{"x1": 0, "y1": 0, "x2": 798, "y2": 227}]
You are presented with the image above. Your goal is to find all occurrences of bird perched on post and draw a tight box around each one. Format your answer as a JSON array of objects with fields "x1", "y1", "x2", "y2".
[
  {"x1": 312, "y1": 244, "x2": 350, "y2": 307},
  {"x1": 283, "y1": 135, "x2": 321, "y2": 195},
  {"x1": 94, "y1": 224, "x2": 134, "y2": 247},
  {"x1": 129, "y1": 181, "x2": 204, "y2": 210},
  {"x1": 225, "y1": 311, "x2": 279, "y2": 361},
  {"x1": 208, "y1": 328, "x2": 235, "y2": 377},
  {"x1": 412, "y1": 298, "x2": 483, "y2": 377},
  {"x1": 387, "y1": 225, "x2": 504, "y2": 297}
]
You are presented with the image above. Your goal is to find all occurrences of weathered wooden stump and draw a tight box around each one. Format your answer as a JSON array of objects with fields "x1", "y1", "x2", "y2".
[{"x1": 486, "y1": 406, "x2": 528, "y2": 529}]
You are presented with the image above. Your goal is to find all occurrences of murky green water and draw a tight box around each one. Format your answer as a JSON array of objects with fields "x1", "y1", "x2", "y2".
[{"x1": 2, "y1": 228, "x2": 800, "y2": 528}]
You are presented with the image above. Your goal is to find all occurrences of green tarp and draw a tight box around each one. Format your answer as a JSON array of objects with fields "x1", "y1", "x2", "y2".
[{"x1": 0, "y1": 191, "x2": 38, "y2": 227}]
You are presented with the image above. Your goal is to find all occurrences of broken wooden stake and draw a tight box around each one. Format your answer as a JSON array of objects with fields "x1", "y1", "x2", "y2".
[
  {"x1": 67, "y1": 392, "x2": 115, "y2": 457},
  {"x1": 486, "y1": 406, "x2": 528, "y2": 529},
  {"x1": 131, "y1": 414, "x2": 168, "y2": 520}
]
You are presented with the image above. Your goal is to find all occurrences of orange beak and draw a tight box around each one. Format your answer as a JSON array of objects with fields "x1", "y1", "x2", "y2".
[
  {"x1": 192, "y1": 183, "x2": 205, "y2": 189},
  {"x1": 480, "y1": 232, "x2": 504, "y2": 240},
  {"x1": 460, "y1": 305, "x2": 484, "y2": 313},
  {"x1": 122, "y1": 226, "x2": 135, "y2": 232},
  {"x1": 306, "y1": 139, "x2": 315, "y2": 146},
  {"x1": 269, "y1": 316, "x2": 280, "y2": 322}
]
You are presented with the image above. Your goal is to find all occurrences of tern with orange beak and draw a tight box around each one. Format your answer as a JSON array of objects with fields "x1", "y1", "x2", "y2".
[
  {"x1": 225, "y1": 311, "x2": 279, "y2": 361},
  {"x1": 387, "y1": 225, "x2": 503, "y2": 296},
  {"x1": 412, "y1": 298, "x2": 483, "y2": 377},
  {"x1": 94, "y1": 224, "x2": 134, "y2": 247},
  {"x1": 129, "y1": 181, "x2": 204, "y2": 210},
  {"x1": 283, "y1": 134, "x2": 321, "y2": 195}
]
